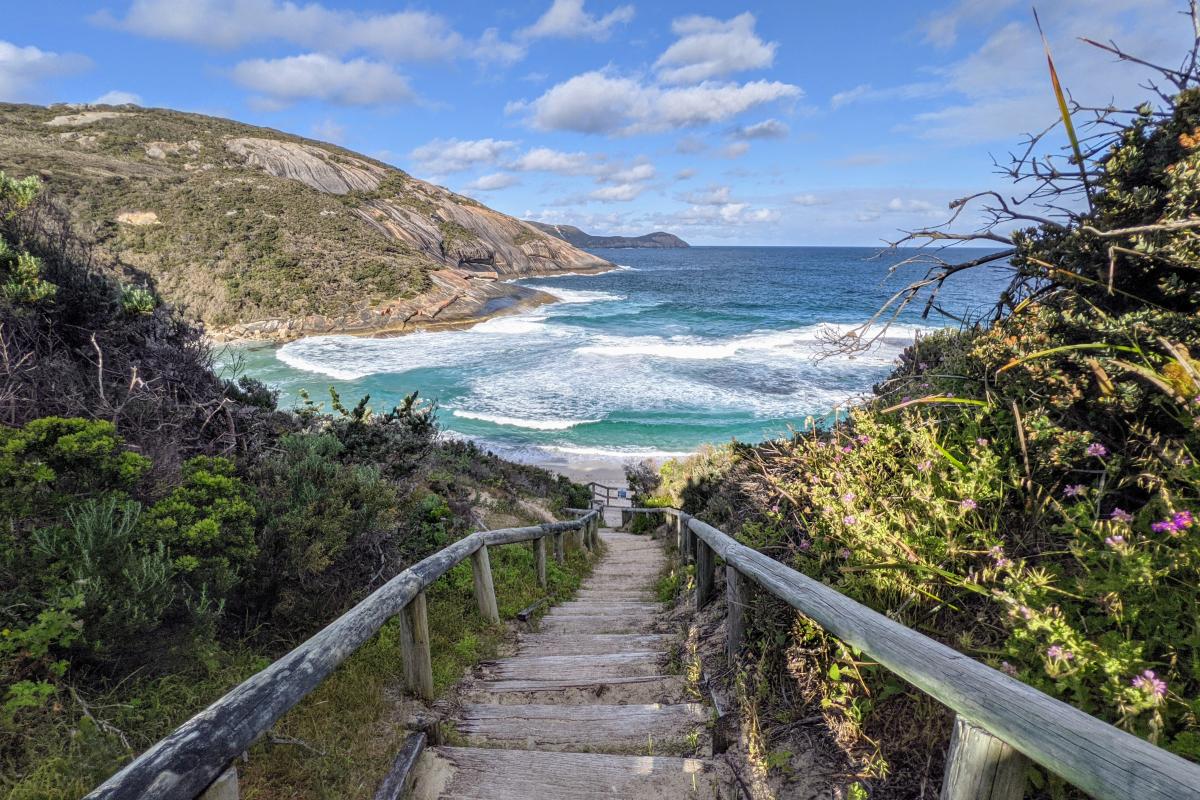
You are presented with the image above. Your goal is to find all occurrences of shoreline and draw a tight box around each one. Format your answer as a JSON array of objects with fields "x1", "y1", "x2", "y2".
[{"x1": 206, "y1": 261, "x2": 615, "y2": 347}]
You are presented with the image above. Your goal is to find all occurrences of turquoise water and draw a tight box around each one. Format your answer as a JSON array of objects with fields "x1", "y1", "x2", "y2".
[{"x1": 227, "y1": 247, "x2": 1008, "y2": 463}]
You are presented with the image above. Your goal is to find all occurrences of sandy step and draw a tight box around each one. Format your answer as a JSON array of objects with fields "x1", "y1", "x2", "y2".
[
  {"x1": 412, "y1": 746, "x2": 724, "y2": 800},
  {"x1": 454, "y1": 702, "x2": 708, "y2": 750},
  {"x1": 484, "y1": 652, "x2": 662, "y2": 681},
  {"x1": 517, "y1": 633, "x2": 673, "y2": 656}
]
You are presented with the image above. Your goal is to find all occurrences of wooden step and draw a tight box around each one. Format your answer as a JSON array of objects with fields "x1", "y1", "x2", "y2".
[
  {"x1": 517, "y1": 633, "x2": 673, "y2": 656},
  {"x1": 412, "y1": 746, "x2": 724, "y2": 799},
  {"x1": 455, "y1": 702, "x2": 708, "y2": 750},
  {"x1": 538, "y1": 614, "x2": 661, "y2": 634},
  {"x1": 484, "y1": 651, "x2": 662, "y2": 680},
  {"x1": 472, "y1": 674, "x2": 684, "y2": 705}
]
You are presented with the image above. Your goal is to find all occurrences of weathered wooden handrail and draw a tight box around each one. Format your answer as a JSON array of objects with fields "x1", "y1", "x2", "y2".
[
  {"x1": 85, "y1": 509, "x2": 602, "y2": 800},
  {"x1": 621, "y1": 506, "x2": 1200, "y2": 800}
]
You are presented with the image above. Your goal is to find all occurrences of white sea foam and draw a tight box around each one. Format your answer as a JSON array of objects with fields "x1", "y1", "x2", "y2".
[
  {"x1": 522, "y1": 285, "x2": 625, "y2": 304},
  {"x1": 452, "y1": 409, "x2": 599, "y2": 430},
  {"x1": 544, "y1": 444, "x2": 696, "y2": 459}
]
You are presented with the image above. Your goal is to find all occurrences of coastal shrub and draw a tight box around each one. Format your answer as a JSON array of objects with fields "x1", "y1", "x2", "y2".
[
  {"x1": 249, "y1": 433, "x2": 398, "y2": 630},
  {"x1": 658, "y1": 77, "x2": 1200, "y2": 796}
]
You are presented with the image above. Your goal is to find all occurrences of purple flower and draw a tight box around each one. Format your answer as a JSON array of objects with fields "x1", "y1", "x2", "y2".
[
  {"x1": 1151, "y1": 519, "x2": 1174, "y2": 533},
  {"x1": 1104, "y1": 534, "x2": 1126, "y2": 548},
  {"x1": 798, "y1": 539, "x2": 812, "y2": 551},
  {"x1": 1131, "y1": 670, "x2": 1167, "y2": 698},
  {"x1": 960, "y1": 498, "x2": 978, "y2": 511},
  {"x1": 918, "y1": 362, "x2": 929, "y2": 370},
  {"x1": 1016, "y1": 605, "x2": 1034, "y2": 620},
  {"x1": 1063, "y1": 484, "x2": 1087, "y2": 498},
  {"x1": 840, "y1": 445, "x2": 854, "y2": 454},
  {"x1": 1000, "y1": 661, "x2": 1018, "y2": 677},
  {"x1": 838, "y1": 547, "x2": 852, "y2": 559},
  {"x1": 770, "y1": 504, "x2": 780, "y2": 514},
  {"x1": 856, "y1": 434, "x2": 871, "y2": 445},
  {"x1": 1109, "y1": 508, "x2": 1134, "y2": 523},
  {"x1": 1173, "y1": 510, "x2": 1194, "y2": 529},
  {"x1": 917, "y1": 459, "x2": 932, "y2": 473},
  {"x1": 842, "y1": 492, "x2": 856, "y2": 504},
  {"x1": 1046, "y1": 645, "x2": 1073, "y2": 661},
  {"x1": 976, "y1": 438, "x2": 989, "y2": 447},
  {"x1": 1086, "y1": 442, "x2": 1108, "y2": 458},
  {"x1": 842, "y1": 515, "x2": 858, "y2": 526}
]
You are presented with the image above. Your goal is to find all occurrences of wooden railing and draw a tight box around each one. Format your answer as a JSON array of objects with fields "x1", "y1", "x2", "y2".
[
  {"x1": 587, "y1": 480, "x2": 631, "y2": 508},
  {"x1": 624, "y1": 506, "x2": 1200, "y2": 800},
  {"x1": 84, "y1": 510, "x2": 604, "y2": 800}
]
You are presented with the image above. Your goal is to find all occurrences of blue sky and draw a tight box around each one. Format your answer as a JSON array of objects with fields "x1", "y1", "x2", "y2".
[{"x1": 1, "y1": 0, "x2": 1189, "y2": 244}]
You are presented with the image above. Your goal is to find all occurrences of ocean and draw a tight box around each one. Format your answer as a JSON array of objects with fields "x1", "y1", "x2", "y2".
[{"x1": 228, "y1": 246, "x2": 1009, "y2": 471}]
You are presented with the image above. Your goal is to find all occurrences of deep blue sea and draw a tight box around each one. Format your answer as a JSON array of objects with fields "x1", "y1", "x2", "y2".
[{"x1": 228, "y1": 246, "x2": 1009, "y2": 467}]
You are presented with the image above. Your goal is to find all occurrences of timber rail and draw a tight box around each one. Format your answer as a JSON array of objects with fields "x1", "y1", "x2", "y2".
[
  {"x1": 84, "y1": 510, "x2": 603, "y2": 800},
  {"x1": 624, "y1": 505, "x2": 1200, "y2": 800}
]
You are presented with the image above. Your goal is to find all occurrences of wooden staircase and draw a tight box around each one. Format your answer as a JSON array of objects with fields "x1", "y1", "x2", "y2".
[{"x1": 409, "y1": 529, "x2": 729, "y2": 799}]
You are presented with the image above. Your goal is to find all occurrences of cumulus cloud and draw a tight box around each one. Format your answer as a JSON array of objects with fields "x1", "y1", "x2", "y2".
[
  {"x1": 0, "y1": 41, "x2": 90, "y2": 100},
  {"x1": 792, "y1": 193, "x2": 822, "y2": 206},
  {"x1": 519, "y1": 0, "x2": 635, "y2": 41},
  {"x1": 675, "y1": 136, "x2": 708, "y2": 154},
  {"x1": 515, "y1": 70, "x2": 800, "y2": 135},
  {"x1": 93, "y1": 89, "x2": 142, "y2": 105},
  {"x1": 589, "y1": 183, "x2": 644, "y2": 201},
  {"x1": 312, "y1": 118, "x2": 346, "y2": 143},
  {"x1": 465, "y1": 172, "x2": 520, "y2": 191},
  {"x1": 410, "y1": 137, "x2": 518, "y2": 174},
  {"x1": 681, "y1": 185, "x2": 733, "y2": 205},
  {"x1": 510, "y1": 147, "x2": 594, "y2": 175},
  {"x1": 720, "y1": 141, "x2": 750, "y2": 158},
  {"x1": 475, "y1": 28, "x2": 527, "y2": 66},
  {"x1": 885, "y1": 197, "x2": 940, "y2": 215},
  {"x1": 730, "y1": 118, "x2": 788, "y2": 140},
  {"x1": 654, "y1": 13, "x2": 776, "y2": 84},
  {"x1": 230, "y1": 54, "x2": 413, "y2": 108},
  {"x1": 100, "y1": 0, "x2": 466, "y2": 61}
]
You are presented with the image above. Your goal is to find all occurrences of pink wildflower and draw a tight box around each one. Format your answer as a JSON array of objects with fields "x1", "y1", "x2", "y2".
[
  {"x1": 838, "y1": 547, "x2": 851, "y2": 559},
  {"x1": 842, "y1": 492, "x2": 856, "y2": 503},
  {"x1": 1109, "y1": 508, "x2": 1133, "y2": 523},
  {"x1": 917, "y1": 459, "x2": 932, "y2": 472},
  {"x1": 1173, "y1": 510, "x2": 1194, "y2": 529},
  {"x1": 1017, "y1": 606, "x2": 1034, "y2": 620},
  {"x1": 798, "y1": 539, "x2": 812, "y2": 551},
  {"x1": 976, "y1": 438, "x2": 989, "y2": 447},
  {"x1": 1063, "y1": 484, "x2": 1087, "y2": 498},
  {"x1": 842, "y1": 515, "x2": 858, "y2": 526},
  {"x1": 841, "y1": 445, "x2": 854, "y2": 454},
  {"x1": 1046, "y1": 645, "x2": 1073, "y2": 661},
  {"x1": 1131, "y1": 670, "x2": 1167, "y2": 698},
  {"x1": 1086, "y1": 442, "x2": 1108, "y2": 458},
  {"x1": 1000, "y1": 661, "x2": 1018, "y2": 677},
  {"x1": 1104, "y1": 534, "x2": 1125, "y2": 548},
  {"x1": 960, "y1": 498, "x2": 978, "y2": 511}
]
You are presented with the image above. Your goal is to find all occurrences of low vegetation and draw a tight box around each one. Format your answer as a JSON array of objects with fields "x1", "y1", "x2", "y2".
[
  {"x1": 653, "y1": 43, "x2": 1200, "y2": 799},
  {"x1": 0, "y1": 172, "x2": 591, "y2": 799}
]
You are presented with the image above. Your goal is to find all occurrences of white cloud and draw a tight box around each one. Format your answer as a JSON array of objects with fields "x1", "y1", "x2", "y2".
[
  {"x1": 474, "y1": 28, "x2": 527, "y2": 66},
  {"x1": 654, "y1": 13, "x2": 776, "y2": 84},
  {"x1": 519, "y1": 0, "x2": 635, "y2": 41},
  {"x1": 920, "y1": 0, "x2": 1016, "y2": 48},
  {"x1": 675, "y1": 136, "x2": 708, "y2": 154},
  {"x1": 605, "y1": 162, "x2": 656, "y2": 183},
  {"x1": 231, "y1": 54, "x2": 413, "y2": 108},
  {"x1": 675, "y1": 168, "x2": 697, "y2": 180},
  {"x1": 410, "y1": 138, "x2": 518, "y2": 174},
  {"x1": 681, "y1": 185, "x2": 732, "y2": 205},
  {"x1": 720, "y1": 141, "x2": 750, "y2": 159},
  {"x1": 465, "y1": 172, "x2": 520, "y2": 191},
  {"x1": 792, "y1": 193, "x2": 822, "y2": 206},
  {"x1": 730, "y1": 118, "x2": 788, "y2": 139},
  {"x1": 102, "y1": 1, "x2": 465, "y2": 61},
  {"x1": 0, "y1": 41, "x2": 90, "y2": 100},
  {"x1": 510, "y1": 147, "x2": 594, "y2": 175},
  {"x1": 589, "y1": 183, "x2": 644, "y2": 201},
  {"x1": 516, "y1": 70, "x2": 800, "y2": 135},
  {"x1": 93, "y1": 89, "x2": 142, "y2": 105},
  {"x1": 886, "y1": 197, "x2": 940, "y2": 215},
  {"x1": 312, "y1": 118, "x2": 346, "y2": 143}
]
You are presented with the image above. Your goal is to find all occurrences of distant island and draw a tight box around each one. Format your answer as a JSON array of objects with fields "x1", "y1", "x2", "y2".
[{"x1": 525, "y1": 221, "x2": 689, "y2": 249}]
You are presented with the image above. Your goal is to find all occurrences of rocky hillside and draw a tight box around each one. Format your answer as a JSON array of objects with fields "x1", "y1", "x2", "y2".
[
  {"x1": 0, "y1": 103, "x2": 612, "y2": 341},
  {"x1": 525, "y1": 221, "x2": 689, "y2": 249}
]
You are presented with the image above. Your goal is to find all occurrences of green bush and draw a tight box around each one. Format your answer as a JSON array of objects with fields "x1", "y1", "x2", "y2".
[{"x1": 140, "y1": 456, "x2": 256, "y2": 597}]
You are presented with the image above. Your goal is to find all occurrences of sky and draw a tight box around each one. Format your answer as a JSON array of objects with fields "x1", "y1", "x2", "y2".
[{"x1": 1, "y1": 0, "x2": 1192, "y2": 245}]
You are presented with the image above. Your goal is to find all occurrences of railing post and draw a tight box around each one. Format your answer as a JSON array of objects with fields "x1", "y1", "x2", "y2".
[
  {"x1": 405, "y1": 591, "x2": 434, "y2": 701},
  {"x1": 198, "y1": 765, "x2": 238, "y2": 800},
  {"x1": 534, "y1": 535, "x2": 547, "y2": 587},
  {"x1": 397, "y1": 605, "x2": 416, "y2": 691},
  {"x1": 554, "y1": 530, "x2": 564, "y2": 563},
  {"x1": 675, "y1": 513, "x2": 685, "y2": 555},
  {"x1": 575, "y1": 523, "x2": 587, "y2": 552},
  {"x1": 471, "y1": 544, "x2": 500, "y2": 624},
  {"x1": 725, "y1": 564, "x2": 746, "y2": 657},
  {"x1": 695, "y1": 537, "x2": 714, "y2": 607},
  {"x1": 941, "y1": 715, "x2": 1030, "y2": 800}
]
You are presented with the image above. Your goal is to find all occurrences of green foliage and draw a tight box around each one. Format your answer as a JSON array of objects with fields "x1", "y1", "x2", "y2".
[
  {"x1": 140, "y1": 457, "x2": 256, "y2": 594},
  {"x1": 117, "y1": 284, "x2": 156, "y2": 315},
  {"x1": 250, "y1": 433, "x2": 397, "y2": 627},
  {"x1": 0, "y1": 417, "x2": 149, "y2": 525}
]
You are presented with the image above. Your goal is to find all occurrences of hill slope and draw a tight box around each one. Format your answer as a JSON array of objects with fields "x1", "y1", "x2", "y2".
[
  {"x1": 0, "y1": 103, "x2": 612, "y2": 341},
  {"x1": 525, "y1": 220, "x2": 689, "y2": 249}
]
